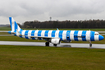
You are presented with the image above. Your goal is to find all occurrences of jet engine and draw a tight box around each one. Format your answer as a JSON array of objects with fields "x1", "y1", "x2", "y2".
[{"x1": 51, "y1": 38, "x2": 60, "y2": 44}]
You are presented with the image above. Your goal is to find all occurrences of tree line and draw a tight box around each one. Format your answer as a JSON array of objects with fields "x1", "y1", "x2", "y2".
[{"x1": 23, "y1": 19, "x2": 105, "y2": 29}]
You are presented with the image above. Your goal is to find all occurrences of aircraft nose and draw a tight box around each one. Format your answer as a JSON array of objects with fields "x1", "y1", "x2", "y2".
[{"x1": 99, "y1": 35, "x2": 104, "y2": 40}]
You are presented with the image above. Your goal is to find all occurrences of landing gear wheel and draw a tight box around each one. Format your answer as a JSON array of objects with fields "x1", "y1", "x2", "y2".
[
  {"x1": 89, "y1": 41, "x2": 92, "y2": 48},
  {"x1": 53, "y1": 44, "x2": 57, "y2": 47},
  {"x1": 45, "y1": 42, "x2": 49, "y2": 46},
  {"x1": 90, "y1": 43, "x2": 92, "y2": 48}
]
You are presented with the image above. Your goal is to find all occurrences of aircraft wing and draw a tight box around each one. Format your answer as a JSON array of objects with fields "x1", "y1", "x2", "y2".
[
  {"x1": 30, "y1": 36, "x2": 55, "y2": 39},
  {"x1": 16, "y1": 31, "x2": 58, "y2": 39}
]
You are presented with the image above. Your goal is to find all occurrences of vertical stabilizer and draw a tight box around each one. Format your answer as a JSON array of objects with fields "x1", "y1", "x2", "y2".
[{"x1": 9, "y1": 17, "x2": 22, "y2": 33}]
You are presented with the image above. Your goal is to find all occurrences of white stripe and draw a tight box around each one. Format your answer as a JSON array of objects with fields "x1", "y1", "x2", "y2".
[
  {"x1": 55, "y1": 30, "x2": 59, "y2": 38},
  {"x1": 28, "y1": 30, "x2": 32, "y2": 39},
  {"x1": 35, "y1": 30, "x2": 39, "y2": 36},
  {"x1": 16, "y1": 26, "x2": 21, "y2": 37},
  {"x1": 70, "y1": 31, "x2": 75, "y2": 41},
  {"x1": 94, "y1": 35, "x2": 99, "y2": 41},
  {"x1": 94, "y1": 32, "x2": 99, "y2": 41},
  {"x1": 16, "y1": 31, "x2": 19, "y2": 37},
  {"x1": 86, "y1": 31, "x2": 90, "y2": 41},
  {"x1": 22, "y1": 30, "x2": 26, "y2": 38},
  {"x1": 12, "y1": 18, "x2": 15, "y2": 32},
  {"x1": 78, "y1": 31, "x2": 83, "y2": 41},
  {"x1": 12, "y1": 21, "x2": 14, "y2": 32},
  {"x1": 18, "y1": 26, "x2": 20, "y2": 31},
  {"x1": 48, "y1": 30, "x2": 53, "y2": 37},
  {"x1": 41, "y1": 30, "x2": 45, "y2": 37},
  {"x1": 12, "y1": 17, "x2": 15, "y2": 22},
  {"x1": 62, "y1": 30, "x2": 67, "y2": 40}
]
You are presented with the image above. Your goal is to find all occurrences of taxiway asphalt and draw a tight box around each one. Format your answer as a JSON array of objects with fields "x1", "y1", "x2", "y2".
[{"x1": 0, "y1": 41, "x2": 105, "y2": 49}]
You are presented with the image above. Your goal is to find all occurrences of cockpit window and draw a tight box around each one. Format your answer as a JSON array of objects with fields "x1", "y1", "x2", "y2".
[
  {"x1": 95, "y1": 32, "x2": 99, "y2": 35},
  {"x1": 95, "y1": 34, "x2": 98, "y2": 35}
]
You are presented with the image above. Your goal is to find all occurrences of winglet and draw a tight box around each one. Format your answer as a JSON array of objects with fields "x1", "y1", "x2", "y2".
[{"x1": 57, "y1": 28, "x2": 59, "y2": 30}]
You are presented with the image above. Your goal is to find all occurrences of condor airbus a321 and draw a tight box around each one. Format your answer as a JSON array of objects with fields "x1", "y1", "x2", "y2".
[{"x1": 8, "y1": 17, "x2": 104, "y2": 47}]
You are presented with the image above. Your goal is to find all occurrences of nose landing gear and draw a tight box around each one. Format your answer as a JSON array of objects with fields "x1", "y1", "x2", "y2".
[{"x1": 89, "y1": 41, "x2": 92, "y2": 48}]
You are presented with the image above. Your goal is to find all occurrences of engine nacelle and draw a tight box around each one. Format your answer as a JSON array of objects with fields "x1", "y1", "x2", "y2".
[{"x1": 51, "y1": 38, "x2": 60, "y2": 44}]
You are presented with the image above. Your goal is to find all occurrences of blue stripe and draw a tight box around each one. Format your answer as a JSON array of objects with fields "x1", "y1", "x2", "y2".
[
  {"x1": 38, "y1": 30, "x2": 42, "y2": 40},
  {"x1": 14, "y1": 21, "x2": 17, "y2": 31},
  {"x1": 45, "y1": 30, "x2": 49, "y2": 37},
  {"x1": 82, "y1": 31, "x2": 86, "y2": 41},
  {"x1": 16, "y1": 22, "x2": 18, "y2": 31},
  {"x1": 31, "y1": 30, "x2": 35, "y2": 40},
  {"x1": 14, "y1": 22, "x2": 17, "y2": 36},
  {"x1": 66, "y1": 31, "x2": 71, "y2": 41},
  {"x1": 52, "y1": 30, "x2": 56, "y2": 37},
  {"x1": 25, "y1": 30, "x2": 29, "y2": 39},
  {"x1": 74, "y1": 31, "x2": 79, "y2": 41},
  {"x1": 31, "y1": 30, "x2": 35, "y2": 36},
  {"x1": 90, "y1": 31, "x2": 95, "y2": 41},
  {"x1": 59, "y1": 30, "x2": 63, "y2": 40},
  {"x1": 38, "y1": 30, "x2": 42, "y2": 36}
]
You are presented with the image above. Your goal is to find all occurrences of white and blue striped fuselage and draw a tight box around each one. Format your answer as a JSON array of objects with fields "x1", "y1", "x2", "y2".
[
  {"x1": 8, "y1": 17, "x2": 104, "y2": 47},
  {"x1": 14, "y1": 30, "x2": 103, "y2": 41}
]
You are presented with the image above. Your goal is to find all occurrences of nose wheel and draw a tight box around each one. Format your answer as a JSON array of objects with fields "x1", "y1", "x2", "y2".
[{"x1": 89, "y1": 41, "x2": 92, "y2": 48}]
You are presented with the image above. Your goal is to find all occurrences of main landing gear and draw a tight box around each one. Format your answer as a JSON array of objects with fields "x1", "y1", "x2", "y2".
[
  {"x1": 45, "y1": 42, "x2": 57, "y2": 47},
  {"x1": 53, "y1": 44, "x2": 57, "y2": 47},
  {"x1": 89, "y1": 41, "x2": 92, "y2": 48},
  {"x1": 45, "y1": 42, "x2": 49, "y2": 46}
]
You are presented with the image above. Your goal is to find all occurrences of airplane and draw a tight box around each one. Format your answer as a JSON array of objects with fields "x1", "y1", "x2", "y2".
[{"x1": 8, "y1": 17, "x2": 104, "y2": 47}]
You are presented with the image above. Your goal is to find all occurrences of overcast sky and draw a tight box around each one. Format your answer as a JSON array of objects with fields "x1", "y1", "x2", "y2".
[{"x1": 0, "y1": 0, "x2": 105, "y2": 24}]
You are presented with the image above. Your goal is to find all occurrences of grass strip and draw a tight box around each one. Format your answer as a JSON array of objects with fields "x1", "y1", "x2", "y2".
[{"x1": 0, "y1": 45, "x2": 105, "y2": 70}]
